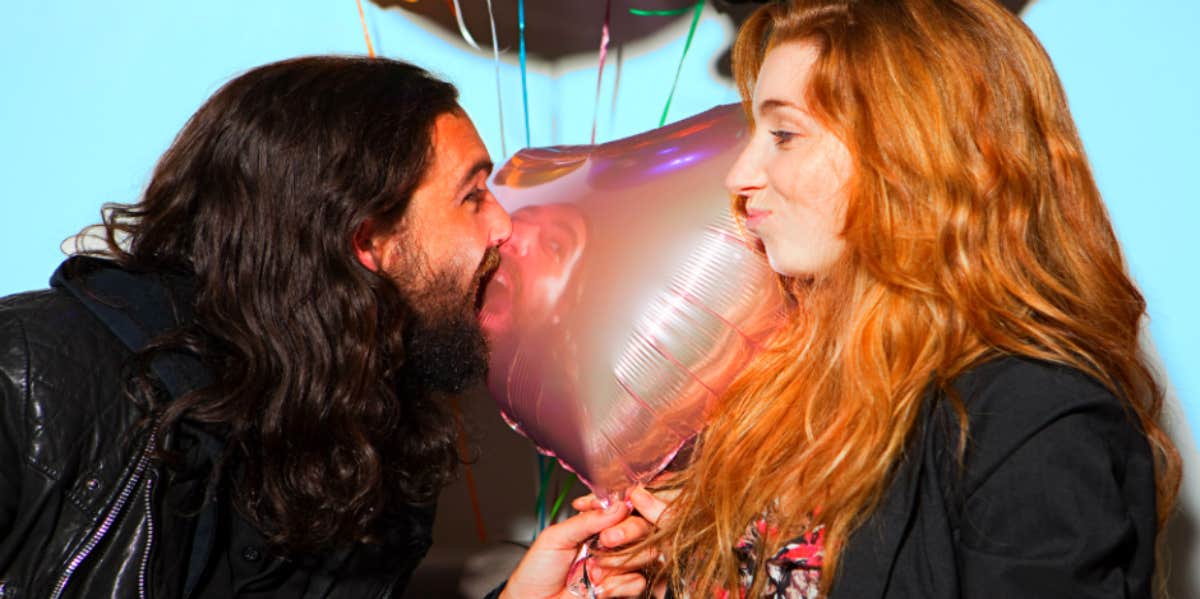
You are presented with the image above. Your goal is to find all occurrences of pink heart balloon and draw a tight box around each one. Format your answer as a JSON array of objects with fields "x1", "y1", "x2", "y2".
[{"x1": 480, "y1": 104, "x2": 783, "y2": 503}]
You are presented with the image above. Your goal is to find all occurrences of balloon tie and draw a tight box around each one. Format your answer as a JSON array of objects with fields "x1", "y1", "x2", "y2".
[{"x1": 355, "y1": 0, "x2": 376, "y2": 58}]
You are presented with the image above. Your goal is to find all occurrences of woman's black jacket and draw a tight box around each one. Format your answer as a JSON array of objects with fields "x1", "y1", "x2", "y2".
[{"x1": 827, "y1": 356, "x2": 1159, "y2": 598}]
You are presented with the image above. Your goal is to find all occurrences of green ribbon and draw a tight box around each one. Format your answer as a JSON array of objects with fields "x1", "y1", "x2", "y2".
[
  {"x1": 631, "y1": 1, "x2": 706, "y2": 126},
  {"x1": 548, "y1": 476, "x2": 578, "y2": 523},
  {"x1": 629, "y1": 6, "x2": 694, "y2": 16}
]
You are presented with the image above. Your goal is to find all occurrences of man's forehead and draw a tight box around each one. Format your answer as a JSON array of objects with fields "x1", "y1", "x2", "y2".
[{"x1": 429, "y1": 111, "x2": 491, "y2": 181}]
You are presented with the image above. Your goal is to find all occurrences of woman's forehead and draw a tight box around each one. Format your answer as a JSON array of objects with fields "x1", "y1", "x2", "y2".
[{"x1": 753, "y1": 41, "x2": 822, "y2": 113}]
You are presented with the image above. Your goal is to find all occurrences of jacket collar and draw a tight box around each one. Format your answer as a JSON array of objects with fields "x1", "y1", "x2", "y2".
[{"x1": 50, "y1": 255, "x2": 211, "y2": 399}]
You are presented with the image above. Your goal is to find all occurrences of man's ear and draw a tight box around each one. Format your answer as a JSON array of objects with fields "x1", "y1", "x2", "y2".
[{"x1": 353, "y1": 218, "x2": 381, "y2": 272}]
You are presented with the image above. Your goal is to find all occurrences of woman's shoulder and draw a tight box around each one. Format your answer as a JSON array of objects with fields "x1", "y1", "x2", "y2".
[
  {"x1": 952, "y1": 355, "x2": 1126, "y2": 422},
  {"x1": 942, "y1": 355, "x2": 1148, "y2": 496}
]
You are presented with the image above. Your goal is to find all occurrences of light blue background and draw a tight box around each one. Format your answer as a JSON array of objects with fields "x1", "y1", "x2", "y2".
[
  {"x1": 1, "y1": 0, "x2": 1195, "y2": 479},
  {"x1": 1, "y1": 0, "x2": 1197, "y2": 590}
]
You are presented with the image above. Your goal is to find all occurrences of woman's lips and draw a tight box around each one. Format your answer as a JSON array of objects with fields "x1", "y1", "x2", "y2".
[{"x1": 744, "y1": 208, "x2": 772, "y2": 231}]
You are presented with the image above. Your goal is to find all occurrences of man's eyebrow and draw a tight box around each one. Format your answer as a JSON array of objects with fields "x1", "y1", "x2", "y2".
[{"x1": 458, "y1": 158, "x2": 494, "y2": 191}]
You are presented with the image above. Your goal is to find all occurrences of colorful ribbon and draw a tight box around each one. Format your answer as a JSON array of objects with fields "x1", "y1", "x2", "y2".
[
  {"x1": 485, "y1": 0, "x2": 508, "y2": 158},
  {"x1": 355, "y1": 0, "x2": 376, "y2": 58},
  {"x1": 451, "y1": 398, "x2": 488, "y2": 543},
  {"x1": 450, "y1": 0, "x2": 482, "y2": 50},
  {"x1": 519, "y1": 0, "x2": 531, "y2": 148},
  {"x1": 631, "y1": 1, "x2": 705, "y2": 126},
  {"x1": 591, "y1": 0, "x2": 614, "y2": 144},
  {"x1": 533, "y1": 455, "x2": 553, "y2": 539}
]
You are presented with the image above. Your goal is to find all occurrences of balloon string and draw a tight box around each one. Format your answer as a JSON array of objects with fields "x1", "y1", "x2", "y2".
[
  {"x1": 451, "y1": 398, "x2": 488, "y2": 543},
  {"x1": 631, "y1": 1, "x2": 704, "y2": 126},
  {"x1": 591, "y1": 0, "x2": 613, "y2": 144},
  {"x1": 450, "y1": 0, "x2": 482, "y2": 50},
  {"x1": 533, "y1": 455, "x2": 554, "y2": 540},
  {"x1": 540, "y1": 457, "x2": 554, "y2": 526},
  {"x1": 548, "y1": 476, "x2": 577, "y2": 523},
  {"x1": 355, "y1": 0, "x2": 376, "y2": 58},
  {"x1": 519, "y1": 0, "x2": 531, "y2": 148},
  {"x1": 485, "y1": 0, "x2": 508, "y2": 157},
  {"x1": 661, "y1": 1, "x2": 703, "y2": 126},
  {"x1": 629, "y1": 6, "x2": 694, "y2": 16}
]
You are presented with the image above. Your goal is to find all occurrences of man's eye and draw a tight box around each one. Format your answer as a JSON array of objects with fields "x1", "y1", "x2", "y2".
[
  {"x1": 770, "y1": 130, "x2": 797, "y2": 145},
  {"x1": 464, "y1": 188, "x2": 486, "y2": 206}
]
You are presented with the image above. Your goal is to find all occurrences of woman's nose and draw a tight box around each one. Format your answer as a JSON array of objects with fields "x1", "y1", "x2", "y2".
[{"x1": 724, "y1": 138, "x2": 768, "y2": 197}]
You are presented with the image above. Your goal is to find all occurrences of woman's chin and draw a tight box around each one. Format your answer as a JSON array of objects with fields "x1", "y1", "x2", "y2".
[{"x1": 763, "y1": 247, "x2": 804, "y2": 279}]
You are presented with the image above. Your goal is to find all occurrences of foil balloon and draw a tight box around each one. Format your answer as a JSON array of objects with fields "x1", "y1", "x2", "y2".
[{"x1": 480, "y1": 104, "x2": 783, "y2": 503}]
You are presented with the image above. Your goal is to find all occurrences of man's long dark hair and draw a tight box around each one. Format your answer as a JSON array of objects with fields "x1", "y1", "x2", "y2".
[{"x1": 88, "y1": 56, "x2": 464, "y2": 553}]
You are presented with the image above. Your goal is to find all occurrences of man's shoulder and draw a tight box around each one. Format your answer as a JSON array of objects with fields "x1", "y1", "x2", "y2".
[
  {"x1": 1, "y1": 283, "x2": 138, "y2": 466},
  {"x1": 0, "y1": 284, "x2": 125, "y2": 368}
]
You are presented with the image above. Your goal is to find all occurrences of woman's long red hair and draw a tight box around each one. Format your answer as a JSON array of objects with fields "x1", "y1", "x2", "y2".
[{"x1": 646, "y1": 0, "x2": 1182, "y2": 595}]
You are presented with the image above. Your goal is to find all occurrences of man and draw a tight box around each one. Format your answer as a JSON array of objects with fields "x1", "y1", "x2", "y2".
[{"x1": 0, "y1": 56, "x2": 512, "y2": 598}]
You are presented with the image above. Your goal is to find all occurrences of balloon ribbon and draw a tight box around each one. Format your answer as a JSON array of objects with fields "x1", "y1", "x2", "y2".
[
  {"x1": 631, "y1": 1, "x2": 704, "y2": 126},
  {"x1": 451, "y1": 398, "x2": 488, "y2": 543},
  {"x1": 485, "y1": 0, "x2": 508, "y2": 157},
  {"x1": 591, "y1": 0, "x2": 613, "y2": 144},
  {"x1": 549, "y1": 476, "x2": 577, "y2": 522},
  {"x1": 519, "y1": 0, "x2": 531, "y2": 147},
  {"x1": 533, "y1": 455, "x2": 554, "y2": 539},
  {"x1": 449, "y1": 0, "x2": 483, "y2": 50},
  {"x1": 354, "y1": 0, "x2": 376, "y2": 58}
]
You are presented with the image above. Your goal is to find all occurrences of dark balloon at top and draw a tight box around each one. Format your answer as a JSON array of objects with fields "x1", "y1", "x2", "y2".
[{"x1": 372, "y1": 0, "x2": 1031, "y2": 78}]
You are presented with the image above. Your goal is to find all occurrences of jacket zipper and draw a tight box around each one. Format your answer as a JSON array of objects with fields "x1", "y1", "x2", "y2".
[
  {"x1": 49, "y1": 434, "x2": 157, "y2": 599},
  {"x1": 138, "y1": 472, "x2": 157, "y2": 599}
]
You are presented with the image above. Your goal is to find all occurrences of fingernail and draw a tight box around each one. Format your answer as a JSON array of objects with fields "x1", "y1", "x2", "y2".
[{"x1": 604, "y1": 501, "x2": 621, "y2": 514}]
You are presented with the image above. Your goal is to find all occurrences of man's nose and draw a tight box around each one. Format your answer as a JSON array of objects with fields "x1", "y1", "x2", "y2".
[{"x1": 489, "y1": 200, "x2": 513, "y2": 248}]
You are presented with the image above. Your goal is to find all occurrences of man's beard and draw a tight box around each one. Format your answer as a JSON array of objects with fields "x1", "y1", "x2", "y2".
[{"x1": 393, "y1": 247, "x2": 502, "y2": 395}]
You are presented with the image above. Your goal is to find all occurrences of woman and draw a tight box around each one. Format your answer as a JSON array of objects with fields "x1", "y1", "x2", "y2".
[{"x1": 570, "y1": 0, "x2": 1183, "y2": 597}]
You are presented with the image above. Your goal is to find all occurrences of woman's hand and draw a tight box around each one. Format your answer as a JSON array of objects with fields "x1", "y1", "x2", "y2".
[
  {"x1": 578, "y1": 487, "x2": 674, "y2": 597},
  {"x1": 500, "y1": 501, "x2": 647, "y2": 599}
]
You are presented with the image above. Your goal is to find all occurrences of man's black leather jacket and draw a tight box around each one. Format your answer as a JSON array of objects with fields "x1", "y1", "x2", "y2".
[{"x1": 0, "y1": 258, "x2": 435, "y2": 598}]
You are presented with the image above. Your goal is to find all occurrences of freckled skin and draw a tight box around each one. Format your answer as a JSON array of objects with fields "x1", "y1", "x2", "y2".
[{"x1": 725, "y1": 41, "x2": 854, "y2": 278}]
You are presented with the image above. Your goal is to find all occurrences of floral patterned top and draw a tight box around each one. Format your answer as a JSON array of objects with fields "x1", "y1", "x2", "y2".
[{"x1": 717, "y1": 519, "x2": 824, "y2": 599}]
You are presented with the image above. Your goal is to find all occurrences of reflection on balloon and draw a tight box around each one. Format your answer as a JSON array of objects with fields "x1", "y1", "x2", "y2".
[{"x1": 480, "y1": 104, "x2": 784, "y2": 503}]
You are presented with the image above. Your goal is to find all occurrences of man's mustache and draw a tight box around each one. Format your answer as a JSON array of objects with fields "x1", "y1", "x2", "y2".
[{"x1": 473, "y1": 246, "x2": 502, "y2": 310}]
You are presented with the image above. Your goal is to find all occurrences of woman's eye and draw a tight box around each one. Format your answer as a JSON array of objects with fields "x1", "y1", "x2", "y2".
[{"x1": 770, "y1": 130, "x2": 797, "y2": 145}]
